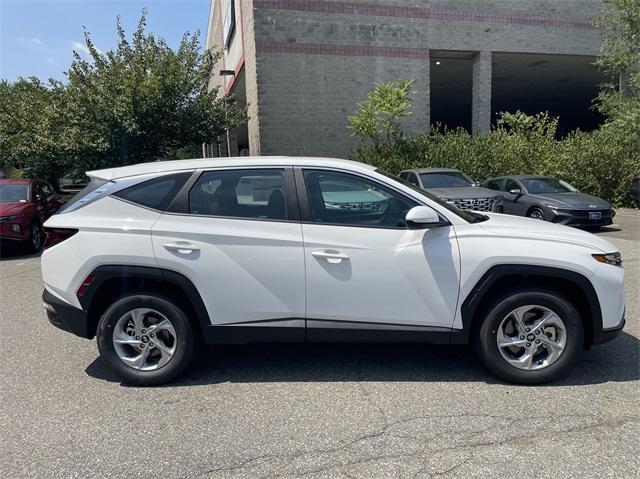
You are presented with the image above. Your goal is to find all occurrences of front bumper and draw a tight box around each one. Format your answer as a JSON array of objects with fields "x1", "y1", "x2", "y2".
[
  {"x1": 42, "y1": 289, "x2": 91, "y2": 339},
  {"x1": 0, "y1": 222, "x2": 27, "y2": 241},
  {"x1": 592, "y1": 309, "x2": 625, "y2": 345},
  {"x1": 549, "y1": 208, "x2": 615, "y2": 227}
]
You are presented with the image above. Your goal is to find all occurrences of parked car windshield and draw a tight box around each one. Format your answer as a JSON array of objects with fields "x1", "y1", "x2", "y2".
[
  {"x1": 521, "y1": 177, "x2": 578, "y2": 194},
  {"x1": 0, "y1": 184, "x2": 29, "y2": 202},
  {"x1": 419, "y1": 172, "x2": 474, "y2": 188},
  {"x1": 376, "y1": 170, "x2": 488, "y2": 223}
]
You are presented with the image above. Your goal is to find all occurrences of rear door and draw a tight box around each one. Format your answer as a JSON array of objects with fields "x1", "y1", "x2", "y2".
[
  {"x1": 297, "y1": 168, "x2": 461, "y2": 341},
  {"x1": 151, "y1": 167, "x2": 306, "y2": 340}
]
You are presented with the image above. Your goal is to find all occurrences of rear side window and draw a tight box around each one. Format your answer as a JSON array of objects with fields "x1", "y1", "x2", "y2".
[
  {"x1": 114, "y1": 172, "x2": 191, "y2": 211},
  {"x1": 189, "y1": 169, "x2": 287, "y2": 220}
]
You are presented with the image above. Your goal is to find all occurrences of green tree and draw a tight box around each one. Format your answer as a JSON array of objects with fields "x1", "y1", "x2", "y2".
[
  {"x1": 0, "y1": 78, "x2": 70, "y2": 186},
  {"x1": 595, "y1": 0, "x2": 640, "y2": 138},
  {"x1": 348, "y1": 79, "x2": 414, "y2": 147},
  {"x1": 0, "y1": 10, "x2": 247, "y2": 184},
  {"x1": 64, "y1": 10, "x2": 246, "y2": 171}
]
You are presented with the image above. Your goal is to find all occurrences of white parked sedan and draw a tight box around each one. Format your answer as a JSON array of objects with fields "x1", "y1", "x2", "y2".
[{"x1": 41, "y1": 157, "x2": 625, "y2": 385}]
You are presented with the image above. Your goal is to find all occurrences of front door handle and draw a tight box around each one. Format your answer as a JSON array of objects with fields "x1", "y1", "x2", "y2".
[
  {"x1": 162, "y1": 242, "x2": 200, "y2": 254},
  {"x1": 312, "y1": 250, "x2": 349, "y2": 264}
]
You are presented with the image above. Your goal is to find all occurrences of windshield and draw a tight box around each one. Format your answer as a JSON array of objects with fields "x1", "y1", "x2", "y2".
[
  {"x1": 0, "y1": 184, "x2": 29, "y2": 202},
  {"x1": 521, "y1": 177, "x2": 578, "y2": 194},
  {"x1": 419, "y1": 172, "x2": 474, "y2": 188},
  {"x1": 376, "y1": 170, "x2": 487, "y2": 224}
]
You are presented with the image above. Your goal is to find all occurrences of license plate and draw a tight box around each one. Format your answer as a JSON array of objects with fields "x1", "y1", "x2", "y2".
[{"x1": 589, "y1": 211, "x2": 602, "y2": 220}]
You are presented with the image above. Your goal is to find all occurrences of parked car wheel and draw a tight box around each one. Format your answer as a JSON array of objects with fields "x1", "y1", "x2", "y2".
[
  {"x1": 96, "y1": 294, "x2": 197, "y2": 386},
  {"x1": 527, "y1": 207, "x2": 545, "y2": 221},
  {"x1": 28, "y1": 221, "x2": 43, "y2": 252},
  {"x1": 474, "y1": 290, "x2": 583, "y2": 384}
]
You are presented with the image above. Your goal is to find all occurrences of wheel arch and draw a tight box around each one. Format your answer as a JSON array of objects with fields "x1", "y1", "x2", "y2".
[
  {"x1": 79, "y1": 265, "x2": 210, "y2": 340},
  {"x1": 458, "y1": 265, "x2": 602, "y2": 348},
  {"x1": 526, "y1": 204, "x2": 545, "y2": 217}
]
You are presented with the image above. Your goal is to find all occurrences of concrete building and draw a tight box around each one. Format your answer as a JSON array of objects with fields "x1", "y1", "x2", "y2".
[{"x1": 205, "y1": 0, "x2": 606, "y2": 158}]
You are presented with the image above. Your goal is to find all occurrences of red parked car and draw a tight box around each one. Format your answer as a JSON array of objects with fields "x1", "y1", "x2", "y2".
[{"x1": 0, "y1": 179, "x2": 63, "y2": 252}]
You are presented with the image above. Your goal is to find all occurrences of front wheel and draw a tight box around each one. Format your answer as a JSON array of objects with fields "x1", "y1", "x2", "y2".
[
  {"x1": 96, "y1": 294, "x2": 197, "y2": 386},
  {"x1": 474, "y1": 290, "x2": 583, "y2": 384},
  {"x1": 28, "y1": 221, "x2": 43, "y2": 252},
  {"x1": 527, "y1": 207, "x2": 545, "y2": 221}
]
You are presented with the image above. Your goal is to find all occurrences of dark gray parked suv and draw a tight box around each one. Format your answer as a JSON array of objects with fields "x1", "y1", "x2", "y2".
[
  {"x1": 482, "y1": 175, "x2": 615, "y2": 228},
  {"x1": 399, "y1": 168, "x2": 501, "y2": 212}
]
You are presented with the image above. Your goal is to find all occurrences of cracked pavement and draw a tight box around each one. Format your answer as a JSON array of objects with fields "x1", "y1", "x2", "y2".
[{"x1": 1, "y1": 211, "x2": 638, "y2": 478}]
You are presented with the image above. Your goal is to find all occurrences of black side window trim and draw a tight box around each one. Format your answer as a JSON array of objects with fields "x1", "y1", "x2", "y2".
[
  {"x1": 295, "y1": 167, "x2": 420, "y2": 229},
  {"x1": 168, "y1": 166, "x2": 300, "y2": 222}
]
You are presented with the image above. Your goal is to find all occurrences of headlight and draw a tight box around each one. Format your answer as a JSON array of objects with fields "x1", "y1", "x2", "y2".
[
  {"x1": 592, "y1": 252, "x2": 622, "y2": 267},
  {"x1": 545, "y1": 204, "x2": 561, "y2": 212},
  {"x1": 0, "y1": 215, "x2": 21, "y2": 224}
]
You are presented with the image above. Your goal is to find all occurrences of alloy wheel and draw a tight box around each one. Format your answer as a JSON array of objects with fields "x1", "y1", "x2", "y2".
[
  {"x1": 496, "y1": 304, "x2": 567, "y2": 370},
  {"x1": 112, "y1": 308, "x2": 177, "y2": 371},
  {"x1": 31, "y1": 223, "x2": 42, "y2": 250},
  {"x1": 528, "y1": 208, "x2": 545, "y2": 220}
]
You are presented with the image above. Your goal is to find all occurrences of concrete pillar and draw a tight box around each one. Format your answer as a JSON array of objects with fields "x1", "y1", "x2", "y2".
[{"x1": 472, "y1": 51, "x2": 492, "y2": 135}]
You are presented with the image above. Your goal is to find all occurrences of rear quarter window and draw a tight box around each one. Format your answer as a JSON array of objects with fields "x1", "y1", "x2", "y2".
[{"x1": 113, "y1": 172, "x2": 192, "y2": 211}]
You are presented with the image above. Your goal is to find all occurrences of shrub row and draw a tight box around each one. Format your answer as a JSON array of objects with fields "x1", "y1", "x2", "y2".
[{"x1": 350, "y1": 125, "x2": 639, "y2": 207}]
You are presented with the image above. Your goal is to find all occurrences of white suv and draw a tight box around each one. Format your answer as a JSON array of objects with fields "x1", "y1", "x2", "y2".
[{"x1": 41, "y1": 157, "x2": 625, "y2": 385}]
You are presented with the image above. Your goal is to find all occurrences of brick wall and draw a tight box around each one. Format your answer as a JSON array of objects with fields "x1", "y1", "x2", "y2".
[{"x1": 209, "y1": 0, "x2": 604, "y2": 158}]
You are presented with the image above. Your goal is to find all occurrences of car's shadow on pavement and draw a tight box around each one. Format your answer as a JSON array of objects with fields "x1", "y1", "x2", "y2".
[
  {"x1": 85, "y1": 331, "x2": 640, "y2": 388},
  {"x1": 0, "y1": 244, "x2": 40, "y2": 261}
]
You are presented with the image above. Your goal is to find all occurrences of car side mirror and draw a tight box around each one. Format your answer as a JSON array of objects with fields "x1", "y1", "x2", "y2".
[
  {"x1": 509, "y1": 188, "x2": 522, "y2": 195},
  {"x1": 405, "y1": 206, "x2": 444, "y2": 229}
]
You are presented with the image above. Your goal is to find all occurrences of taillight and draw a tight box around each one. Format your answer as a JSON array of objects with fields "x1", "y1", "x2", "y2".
[
  {"x1": 43, "y1": 227, "x2": 78, "y2": 249},
  {"x1": 76, "y1": 274, "x2": 95, "y2": 297}
]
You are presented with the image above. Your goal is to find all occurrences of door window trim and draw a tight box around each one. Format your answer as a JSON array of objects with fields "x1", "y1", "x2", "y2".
[
  {"x1": 295, "y1": 167, "x2": 427, "y2": 229},
  {"x1": 167, "y1": 166, "x2": 301, "y2": 223}
]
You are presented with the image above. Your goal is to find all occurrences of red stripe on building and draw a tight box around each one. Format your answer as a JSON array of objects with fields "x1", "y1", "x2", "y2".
[{"x1": 256, "y1": 41, "x2": 429, "y2": 58}]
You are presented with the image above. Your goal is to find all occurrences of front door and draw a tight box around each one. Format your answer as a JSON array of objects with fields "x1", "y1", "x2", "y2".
[
  {"x1": 298, "y1": 169, "x2": 461, "y2": 341},
  {"x1": 151, "y1": 167, "x2": 306, "y2": 341},
  {"x1": 502, "y1": 178, "x2": 528, "y2": 216}
]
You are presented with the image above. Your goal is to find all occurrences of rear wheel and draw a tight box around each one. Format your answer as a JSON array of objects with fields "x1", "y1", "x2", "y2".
[
  {"x1": 527, "y1": 207, "x2": 545, "y2": 221},
  {"x1": 475, "y1": 290, "x2": 583, "y2": 384},
  {"x1": 96, "y1": 294, "x2": 197, "y2": 386}
]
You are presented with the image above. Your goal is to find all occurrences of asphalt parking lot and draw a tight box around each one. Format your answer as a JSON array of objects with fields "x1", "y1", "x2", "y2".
[{"x1": 1, "y1": 211, "x2": 638, "y2": 478}]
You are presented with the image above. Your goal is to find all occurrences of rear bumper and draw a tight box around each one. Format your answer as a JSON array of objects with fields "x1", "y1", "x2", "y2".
[
  {"x1": 42, "y1": 289, "x2": 91, "y2": 339},
  {"x1": 592, "y1": 309, "x2": 625, "y2": 346}
]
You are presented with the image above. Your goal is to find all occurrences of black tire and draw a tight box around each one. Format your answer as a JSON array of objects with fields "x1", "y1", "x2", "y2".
[
  {"x1": 28, "y1": 221, "x2": 43, "y2": 253},
  {"x1": 96, "y1": 294, "x2": 197, "y2": 386},
  {"x1": 527, "y1": 207, "x2": 546, "y2": 221},
  {"x1": 474, "y1": 289, "x2": 583, "y2": 384}
]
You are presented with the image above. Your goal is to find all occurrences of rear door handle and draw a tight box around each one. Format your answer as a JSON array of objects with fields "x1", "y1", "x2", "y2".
[
  {"x1": 312, "y1": 250, "x2": 349, "y2": 264},
  {"x1": 162, "y1": 242, "x2": 200, "y2": 254}
]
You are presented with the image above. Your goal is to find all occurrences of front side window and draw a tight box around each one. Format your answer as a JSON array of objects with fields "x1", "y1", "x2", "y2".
[
  {"x1": 189, "y1": 169, "x2": 287, "y2": 220},
  {"x1": 520, "y1": 177, "x2": 578, "y2": 194},
  {"x1": 505, "y1": 179, "x2": 521, "y2": 192},
  {"x1": 303, "y1": 170, "x2": 417, "y2": 228},
  {"x1": 485, "y1": 179, "x2": 503, "y2": 191},
  {"x1": 40, "y1": 182, "x2": 54, "y2": 198},
  {"x1": 407, "y1": 173, "x2": 420, "y2": 187}
]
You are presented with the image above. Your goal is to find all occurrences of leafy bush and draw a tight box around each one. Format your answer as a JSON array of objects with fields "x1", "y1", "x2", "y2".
[{"x1": 350, "y1": 111, "x2": 639, "y2": 207}]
